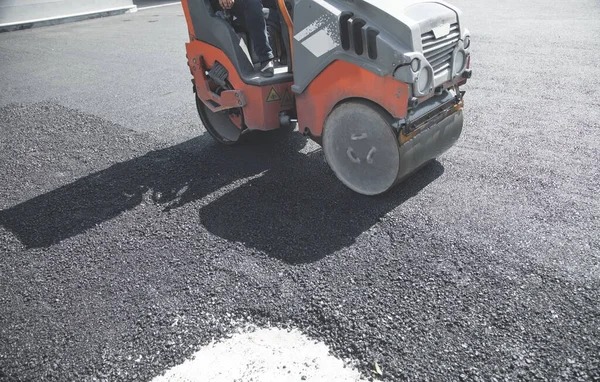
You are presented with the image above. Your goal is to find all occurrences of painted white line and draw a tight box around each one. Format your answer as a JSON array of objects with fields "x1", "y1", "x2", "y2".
[{"x1": 137, "y1": 2, "x2": 181, "y2": 11}]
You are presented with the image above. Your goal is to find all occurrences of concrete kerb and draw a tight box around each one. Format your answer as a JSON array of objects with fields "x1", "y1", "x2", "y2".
[{"x1": 0, "y1": 6, "x2": 138, "y2": 33}]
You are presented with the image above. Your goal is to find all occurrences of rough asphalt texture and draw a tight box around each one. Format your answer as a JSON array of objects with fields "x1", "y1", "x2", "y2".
[{"x1": 1, "y1": 1, "x2": 599, "y2": 381}]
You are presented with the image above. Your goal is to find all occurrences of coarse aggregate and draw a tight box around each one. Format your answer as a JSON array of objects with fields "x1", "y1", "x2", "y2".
[{"x1": 1, "y1": 0, "x2": 599, "y2": 381}]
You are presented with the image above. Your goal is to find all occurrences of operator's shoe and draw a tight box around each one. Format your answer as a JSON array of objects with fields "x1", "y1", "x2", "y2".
[{"x1": 260, "y1": 59, "x2": 274, "y2": 78}]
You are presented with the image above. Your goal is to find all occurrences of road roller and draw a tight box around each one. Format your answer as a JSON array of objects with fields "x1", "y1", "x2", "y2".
[{"x1": 181, "y1": 0, "x2": 472, "y2": 195}]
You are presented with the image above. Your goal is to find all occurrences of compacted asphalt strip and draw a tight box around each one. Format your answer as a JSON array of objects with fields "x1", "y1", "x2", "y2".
[{"x1": 1, "y1": 0, "x2": 599, "y2": 381}]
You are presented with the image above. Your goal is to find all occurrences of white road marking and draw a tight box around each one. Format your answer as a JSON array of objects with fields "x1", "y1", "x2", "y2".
[
  {"x1": 137, "y1": 2, "x2": 181, "y2": 11},
  {"x1": 151, "y1": 326, "x2": 367, "y2": 382}
]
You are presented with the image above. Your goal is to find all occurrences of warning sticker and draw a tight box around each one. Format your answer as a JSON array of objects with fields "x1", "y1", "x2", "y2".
[
  {"x1": 280, "y1": 89, "x2": 294, "y2": 108},
  {"x1": 266, "y1": 87, "x2": 281, "y2": 102}
]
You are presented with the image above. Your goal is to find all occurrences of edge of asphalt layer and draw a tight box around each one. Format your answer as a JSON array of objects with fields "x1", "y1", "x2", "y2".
[{"x1": 0, "y1": 5, "x2": 138, "y2": 33}]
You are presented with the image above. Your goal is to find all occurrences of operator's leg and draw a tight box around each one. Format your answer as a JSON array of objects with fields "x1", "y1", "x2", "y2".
[{"x1": 231, "y1": 0, "x2": 274, "y2": 77}]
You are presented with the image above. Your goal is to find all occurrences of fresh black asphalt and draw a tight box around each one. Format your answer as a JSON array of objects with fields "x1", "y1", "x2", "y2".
[{"x1": 1, "y1": 1, "x2": 599, "y2": 381}]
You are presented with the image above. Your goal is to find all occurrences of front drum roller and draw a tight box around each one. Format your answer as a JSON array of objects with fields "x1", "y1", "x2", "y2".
[
  {"x1": 195, "y1": 93, "x2": 244, "y2": 145},
  {"x1": 322, "y1": 100, "x2": 402, "y2": 196}
]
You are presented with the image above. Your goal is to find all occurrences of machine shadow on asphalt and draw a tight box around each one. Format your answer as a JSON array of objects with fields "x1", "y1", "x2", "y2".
[{"x1": 0, "y1": 129, "x2": 444, "y2": 263}]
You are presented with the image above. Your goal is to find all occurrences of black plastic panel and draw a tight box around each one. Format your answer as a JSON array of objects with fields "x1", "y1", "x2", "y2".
[{"x1": 366, "y1": 28, "x2": 379, "y2": 59}]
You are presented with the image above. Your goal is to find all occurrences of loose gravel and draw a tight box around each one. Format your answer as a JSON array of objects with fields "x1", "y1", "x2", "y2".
[{"x1": 1, "y1": 0, "x2": 599, "y2": 381}]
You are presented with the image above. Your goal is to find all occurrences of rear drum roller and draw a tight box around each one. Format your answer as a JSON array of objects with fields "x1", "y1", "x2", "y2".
[
  {"x1": 195, "y1": 93, "x2": 244, "y2": 145},
  {"x1": 323, "y1": 100, "x2": 401, "y2": 196}
]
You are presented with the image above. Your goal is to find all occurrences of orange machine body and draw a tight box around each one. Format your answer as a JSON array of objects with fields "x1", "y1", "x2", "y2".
[
  {"x1": 295, "y1": 60, "x2": 410, "y2": 142},
  {"x1": 186, "y1": 41, "x2": 295, "y2": 131},
  {"x1": 180, "y1": 0, "x2": 410, "y2": 138}
]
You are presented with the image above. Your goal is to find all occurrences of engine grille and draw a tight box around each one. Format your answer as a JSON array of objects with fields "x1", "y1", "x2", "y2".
[{"x1": 421, "y1": 23, "x2": 460, "y2": 76}]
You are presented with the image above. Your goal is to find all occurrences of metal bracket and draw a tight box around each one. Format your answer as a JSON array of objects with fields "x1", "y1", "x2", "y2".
[
  {"x1": 398, "y1": 89, "x2": 464, "y2": 142},
  {"x1": 191, "y1": 55, "x2": 247, "y2": 112},
  {"x1": 392, "y1": 118, "x2": 407, "y2": 136}
]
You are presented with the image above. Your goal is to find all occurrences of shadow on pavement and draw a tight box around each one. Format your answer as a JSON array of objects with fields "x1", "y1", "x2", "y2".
[
  {"x1": 0, "y1": 129, "x2": 444, "y2": 263},
  {"x1": 198, "y1": 156, "x2": 445, "y2": 264}
]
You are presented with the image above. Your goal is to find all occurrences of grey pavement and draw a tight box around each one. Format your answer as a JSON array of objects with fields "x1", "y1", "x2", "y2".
[
  {"x1": 1, "y1": 1, "x2": 599, "y2": 381},
  {"x1": 0, "y1": 4, "x2": 195, "y2": 143}
]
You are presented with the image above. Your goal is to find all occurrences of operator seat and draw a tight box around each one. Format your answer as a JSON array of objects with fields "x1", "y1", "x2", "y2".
[{"x1": 209, "y1": 1, "x2": 288, "y2": 68}]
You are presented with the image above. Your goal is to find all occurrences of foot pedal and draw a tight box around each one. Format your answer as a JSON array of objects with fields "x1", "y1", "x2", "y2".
[{"x1": 207, "y1": 61, "x2": 229, "y2": 88}]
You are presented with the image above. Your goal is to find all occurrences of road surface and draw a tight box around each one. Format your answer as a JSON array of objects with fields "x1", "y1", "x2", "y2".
[{"x1": 1, "y1": 1, "x2": 599, "y2": 381}]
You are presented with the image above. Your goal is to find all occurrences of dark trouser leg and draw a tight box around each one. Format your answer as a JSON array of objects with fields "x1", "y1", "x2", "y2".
[{"x1": 231, "y1": 0, "x2": 274, "y2": 63}]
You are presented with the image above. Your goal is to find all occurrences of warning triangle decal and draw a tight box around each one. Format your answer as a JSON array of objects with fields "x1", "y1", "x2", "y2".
[
  {"x1": 280, "y1": 89, "x2": 294, "y2": 108},
  {"x1": 266, "y1": 87, "x2": 281, "y2": 102}
]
